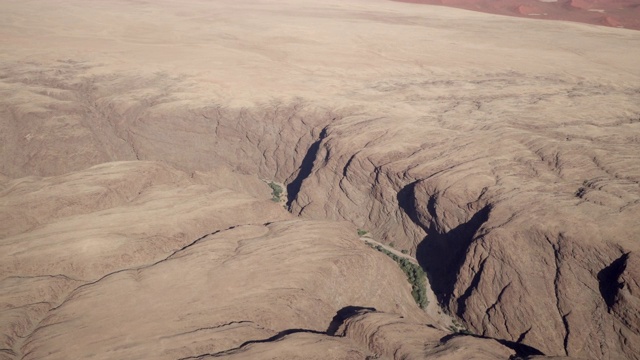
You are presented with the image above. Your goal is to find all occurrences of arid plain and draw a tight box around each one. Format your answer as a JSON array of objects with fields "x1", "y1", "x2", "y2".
[{"x1": 1, "y1": 0, "x2": 639, "y2": 359}]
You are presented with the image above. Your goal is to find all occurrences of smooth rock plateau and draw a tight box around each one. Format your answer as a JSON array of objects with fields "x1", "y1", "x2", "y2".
[{"x1": 1, "y1": 0, "x2": 639, "y2": 359}]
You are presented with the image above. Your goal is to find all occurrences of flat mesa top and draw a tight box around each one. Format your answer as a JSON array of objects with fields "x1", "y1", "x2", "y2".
[{"x1": 1, "y1": 0, "x2": 637, "y2": 106}]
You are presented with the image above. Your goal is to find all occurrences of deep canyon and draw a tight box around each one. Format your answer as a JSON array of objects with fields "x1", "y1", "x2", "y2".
[{"x1": 1, "y1": 0, "x2": 639, "y2": 359}]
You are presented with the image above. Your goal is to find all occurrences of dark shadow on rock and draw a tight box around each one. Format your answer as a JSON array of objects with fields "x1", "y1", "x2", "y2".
[
  {"x1": 455, "y1": 256, "x2": 488, "y2": 317},
  {"x1": 598, "y1": 252, "x2": 629, "y2": 311},
  {"x1": 439, "y1": 332, "x2": 545, "y2": 359},
  {"x1": 201, "y1": 306, "x2": 378, "y2": 358},
  {"x1": 326, "y1": 306, "x2": 377, "y2": 336},
  {"x1": 196, "y1": 328, "x2": 328, "y2": 359},
  {"x1": 396, "y1": 181, "x2": 429, "y2": 233},
  {"x1": 211, "y1": 306, "x2": 377, "y2": 357},
  {"x1": 415, "y1": 204, "x2": 492, "y2": 312},
  {"x1": 286, "y1": 127, "x2": 328, "y2": 208},
  {"x1": 237, "y1": 328, "x2": 326, "y2": 347}
]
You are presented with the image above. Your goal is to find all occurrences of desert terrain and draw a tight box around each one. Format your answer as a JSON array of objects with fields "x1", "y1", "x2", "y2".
[
  {"x1": 0, "y1": 0, "x2": 639, "y2": 359},
  {"x1": 396, "y1": 0, "x2": 640, "y2": 30}
]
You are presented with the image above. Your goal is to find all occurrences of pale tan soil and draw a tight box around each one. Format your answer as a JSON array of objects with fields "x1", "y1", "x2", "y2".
[{"x1": 1, "y1": 0, "x2": 639, "y2": 359}]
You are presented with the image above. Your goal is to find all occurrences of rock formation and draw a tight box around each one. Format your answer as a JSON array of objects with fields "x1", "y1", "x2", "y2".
[{"x1": 1, "y1": 0, "x2": 639, "y2": 358}]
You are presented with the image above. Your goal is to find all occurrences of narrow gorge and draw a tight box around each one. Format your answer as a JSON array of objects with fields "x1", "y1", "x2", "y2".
[{"x1": 1, "y1": 0, "x2": 639, "y2": 359}]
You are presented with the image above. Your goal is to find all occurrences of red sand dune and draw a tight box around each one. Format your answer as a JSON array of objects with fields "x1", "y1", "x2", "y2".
[{"x1": 394, "y1": 0, "x2": 640, "y2": 30}]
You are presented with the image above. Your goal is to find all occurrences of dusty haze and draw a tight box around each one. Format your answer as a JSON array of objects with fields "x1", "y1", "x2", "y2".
[{"x1": 1, "y1": 0, "x2": 639, "y2": 359}]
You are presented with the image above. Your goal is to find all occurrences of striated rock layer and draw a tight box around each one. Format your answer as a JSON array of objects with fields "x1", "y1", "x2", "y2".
[
  {"x1": 1, "y1": 0, "x2": 639, "y2": 359},
  {"x1": 0, "y1": 161, "x2": 543, "y2": 360}
]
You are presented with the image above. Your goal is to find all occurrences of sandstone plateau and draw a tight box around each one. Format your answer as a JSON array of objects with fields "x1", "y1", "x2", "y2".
[{"x1": 1, "y1": 0, "x2": 639, "y2": 359}]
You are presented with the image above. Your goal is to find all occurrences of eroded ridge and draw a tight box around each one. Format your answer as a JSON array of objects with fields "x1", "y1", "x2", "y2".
[{"x1": 1, "y1": 0, "x2": 639, "y2": 359}]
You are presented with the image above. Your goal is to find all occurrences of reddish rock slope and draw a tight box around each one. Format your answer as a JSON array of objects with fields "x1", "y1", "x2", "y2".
[{"x1": 394, "y1": 0, "x2": 640, "y2": 30}]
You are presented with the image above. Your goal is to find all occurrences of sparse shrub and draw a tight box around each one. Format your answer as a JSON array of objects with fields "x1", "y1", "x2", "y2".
[
  {"x1": 401, "y1": 249, "x2": 408, "y2": 254},
  {"x1": 371, "y1": 243, "x2": 428, "y2": 309},
  {"x1": 449, "y1": 320, "x2": 470, "y2": 334},
  {"x1": 357, "y1": 229, "x2": 368, "y2": 236},
  {"x1": 268, "y1": 181, "x2": 283, "y2": 202}
]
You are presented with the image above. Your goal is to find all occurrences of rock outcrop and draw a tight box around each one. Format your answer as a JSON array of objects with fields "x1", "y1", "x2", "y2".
[
  {"x1": 0, "y1": 161, "x2": 426, "y2": 359},
  {"x1": 1, "y1": 0, "x2": 639, "y2": 359}
]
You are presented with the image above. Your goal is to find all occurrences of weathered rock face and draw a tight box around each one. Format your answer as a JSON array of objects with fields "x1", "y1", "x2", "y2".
[
  {"x1": 0, "y1": 63, "x2": 336, "y2": 182},
  {"x1": 336, "y1": 310, "x2": 517, "y2": 359},
  {"x1": 190, "y1": 309, "x2": 550, "y2": 360},
  {"x1": 3, "y1": 161, "x2": 552, "y2": 360},
  {"x1": 608, "y1": 253, "x2": 640, "y2": 341},
  {"x1": 1, "y1": 0, "x2": 639, "y2": 359},
  {"x1": 284, "y1": 72, "x2": 640, "y2": 358},
  {"x1": 287, "y1": 100, "x2": 640, "y2": 358},
  {"x1": 0, "y1": 161, "x2": 430, "y2": 359}
]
